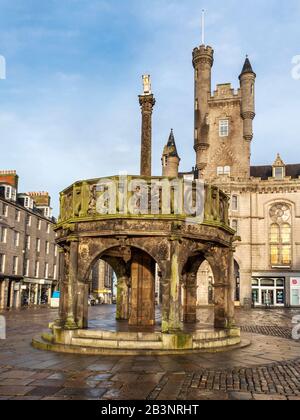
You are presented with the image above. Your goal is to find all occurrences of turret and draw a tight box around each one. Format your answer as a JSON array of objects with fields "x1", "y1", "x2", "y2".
[
  {"x1": 192, "y1": 45, "x2": 214, "y2": 174},
  {"x1": 162, "y1": 129, "x2": 180, "y2": 177},
  {"x1": 239, "y1": 56, "x2": 256, "y2": 142}
]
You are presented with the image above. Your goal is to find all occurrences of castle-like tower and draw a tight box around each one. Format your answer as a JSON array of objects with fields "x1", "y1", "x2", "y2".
[{"x1": 192, "y1": 45, "x2": 256, "y2": 181}]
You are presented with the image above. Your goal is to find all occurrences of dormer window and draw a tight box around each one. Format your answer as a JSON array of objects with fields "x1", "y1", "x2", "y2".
[
  {"x1": 219, "y1": 120, "x2": 229, "y2": 137},
  {"x1": 4, "y1": 186, "x2": 16, "y2": 202},
  {"x1": 274, "y1": 167, "x2": 284, "y2": 180},
  {"x1": 272, "y1": 154, "x2": 286, "y2": 180}
]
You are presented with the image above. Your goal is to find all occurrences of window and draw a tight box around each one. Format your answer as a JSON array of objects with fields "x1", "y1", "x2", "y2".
[
  {"x1": 12, "y1": 256, "x2": 18, "y2": 275},
  {"x1": 24, "y1": 197, "x2": 34, "y2": 209},
  {"x1": 195, "y1": 99, "x2": 199, "y2": 110},
  {"x1": 194, "y1": 128, "x2": 198, "y2": 140},
  {"x1": 0, "y1": 227, "x2": 7, "y2": 243},
  {"x1": 24, "y1": 259, "x2": 30, "y2": 277},
  {"x1": 26, "y1": 215, "x2": 31, "y2": 227},
  {"x1": 37, "y1": 219, "x2": 41, "y2": 230},
  {"x1": 15, "y1": 210, "x2": 21, "y2": 222},
  {"x1": 45, "y1": 241, "x2": 50, "y2": 255},
  {"x1": 14, "y1": 232, "x2": 20, "y2": 247},
  {"x1": 26, "y1": 235, "x2": 31, "y2": 250},
  {"x1": 232, "y1": 195, "x2": 239, "y2": 211},
  {"x1": 35, "y1": 261, "x2": 40, "y2": 278},
  {"x1": 274, "y1": 167, "x2": 284, "y2": 180},
  {"x1": 269, "y1": 204, "x2": 292, "y2": 267},
  {"x1": 54, "y1": 245, "x2": 58, "y2": 257},
  {"x1": 217, "y1": 167, "x2": 224, "y2": 176},
  {"x1": 36, "y1": 238, "x2": 41, "y2": 253},
  {"x1": 2, "y1": 204, "x2": 8, "y2": 217},
  {"x1": 217, "y1": 166, "x2": 231, "y2": 177},
  {"x1": 219, "y1": 120, "x2": 229, "y2": 137},
  {"x1": 47, "y1": 223, "x2": 50, "y2": 234},
  {"x1": 44, "y1": 263, "x2": 49, "y2": 279},
  {"x1": 224, "y1": 166, "x2": 231, "y2": 176},
  {"x1": 0, "y1": 254, "x2": 5, "y2": 273}
]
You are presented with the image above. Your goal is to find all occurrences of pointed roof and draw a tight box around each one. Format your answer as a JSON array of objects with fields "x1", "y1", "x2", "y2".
[
  {"x1": 273, "y1": 153, "x2": 285, "y2": 167},
  {"x1": 163, "y1": 129, "x2": 180, "y2": 159},
  {"x1": 240, "y1": 56, "x2": 256, "y2": 78}
]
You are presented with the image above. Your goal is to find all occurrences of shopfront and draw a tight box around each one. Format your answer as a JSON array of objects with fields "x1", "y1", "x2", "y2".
[
  {"x1": 252, "y1": 277, "x2": 285, "y2": 307},
  {"x1": 290, "y1": 278, "x2": 300, "y2": 307}
]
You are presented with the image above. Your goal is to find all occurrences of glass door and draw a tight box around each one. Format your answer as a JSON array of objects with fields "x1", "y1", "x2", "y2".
[{"x1": 261, "y1": 289, "x2": 275, "y2": 306}]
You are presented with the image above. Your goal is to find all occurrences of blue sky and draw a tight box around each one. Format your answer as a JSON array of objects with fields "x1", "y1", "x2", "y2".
[{"x1": 0, "y1": 0, "x2": 299, "y2": 215}]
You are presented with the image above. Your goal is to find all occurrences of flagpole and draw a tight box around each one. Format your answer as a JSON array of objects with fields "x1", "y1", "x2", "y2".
[{"x1": 201, "y1": 9, "x2": 205, "y2": 45}]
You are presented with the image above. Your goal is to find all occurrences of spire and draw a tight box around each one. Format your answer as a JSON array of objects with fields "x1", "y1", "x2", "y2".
[
  {"x1": 240, "y1": 56, "x2": 256, "y2": 78},
  {"x1": 165, "y1": 129, "x2": 180, "y2": 158}
]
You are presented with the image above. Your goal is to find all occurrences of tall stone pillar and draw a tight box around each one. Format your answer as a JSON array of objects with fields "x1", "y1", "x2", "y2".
[
  {"x1": 65, "y1": 239, "x2": 79, "y2": 330},
  {"x1": 183, "y1": 273, "x2": 198, "y2": 324},
  {"x1": 116, "y1": 276, "x2": 130, "y2": 321},
  {"x1": 139, "y1": 76, "x2": 156, "y2": 177}
]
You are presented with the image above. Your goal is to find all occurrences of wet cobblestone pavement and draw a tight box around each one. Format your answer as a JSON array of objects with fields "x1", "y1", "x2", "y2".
[{"x1": 0, "y1": 306, "x2": 299, "y2": 400}]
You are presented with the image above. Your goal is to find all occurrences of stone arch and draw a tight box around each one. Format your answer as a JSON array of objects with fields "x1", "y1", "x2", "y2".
[
  {"x1": 181, "y1": 245, "x2": 234, "y2": 328},
  {"x1": 81, "y1": 240, "x2": 166, "y2": 285}
]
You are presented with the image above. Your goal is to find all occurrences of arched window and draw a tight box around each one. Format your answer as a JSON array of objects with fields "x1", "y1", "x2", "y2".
[{"x1": 269, "y1": 204, "x2": 292, "y2": 267}]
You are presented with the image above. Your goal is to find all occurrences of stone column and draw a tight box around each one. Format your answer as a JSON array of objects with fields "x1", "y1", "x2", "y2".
[
  {"x1": 0, "y1": 279, "x2": 9, "y2": 310},
  {"x1": 164, "y1": 240, "x2": 183, "y2": 332},
  {"x1": 9, "y1": 281, "x2": 15, "y2": 309},
  {"x1": 76, "y1": 281, "x2": 89, "y2": 329},
  {"x1": 0, "y1": 281, "x2": 5, "y2": 309},
  {"x1": 65, "y1": 239, "x2": 79, "y2": 330},
  {"x1": 227, "y1": 248, "x2": 236, "y2": 327},
  {"x1": 34, "y1": 284, "x2": 39, "y2": 305},
  {"x1": 116, "y1": 276, "x2": 130, "y2": 321},
  {"x1": 58, "y1": 250, "x2": 67, "y2": 324},
  {"x1": 213, "y1": 248, "x2": 235, "y2": 329},
  {"x1": 47, "y1": 286, "x2": 52, "y2": 304},
  {"x1": 139, "y1": 93, "x2": 156, "y2": 177},
  {"x1": 183, "y1": 273, "x2": 198, "y2": 324},
  {"x1": 161, "y1": 276, "x2": 170, "y2": 333},
  {"x1": 214, "y1": 283, "x2": 228, "y2": 329},
  {"x1": 15, "y1": 286, "x2": 21, "y2": 309}
]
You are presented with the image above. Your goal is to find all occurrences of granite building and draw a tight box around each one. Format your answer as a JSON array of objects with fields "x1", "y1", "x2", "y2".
[
  {"x1": 160, "y1": 43, "x2": 300, "y2": 309},
  {"x1": 0, "y1": 170, "x2": 59, "y2": 309}
]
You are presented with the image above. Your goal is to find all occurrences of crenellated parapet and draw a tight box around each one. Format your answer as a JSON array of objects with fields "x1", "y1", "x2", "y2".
[{"x1": 57, "y1": 176, "x2": 231, "y2": 233}]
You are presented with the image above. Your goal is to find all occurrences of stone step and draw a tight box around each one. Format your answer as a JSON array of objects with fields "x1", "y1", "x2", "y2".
[
  {"x1": 32, "y1": 335, "x2": 250, "y2": 356},
  {"x1": 74, "y1": 330, "x2": 162, "y2": 342},
  {"x1": 192, "y1": 330, "x2": 230, "y2": 341},
  {"x1": 193, "y1": 336, "x2": 241, "y2": 350},
  {"x1": 71, "y1": 337, "x2": 164, "y2": 350}
]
